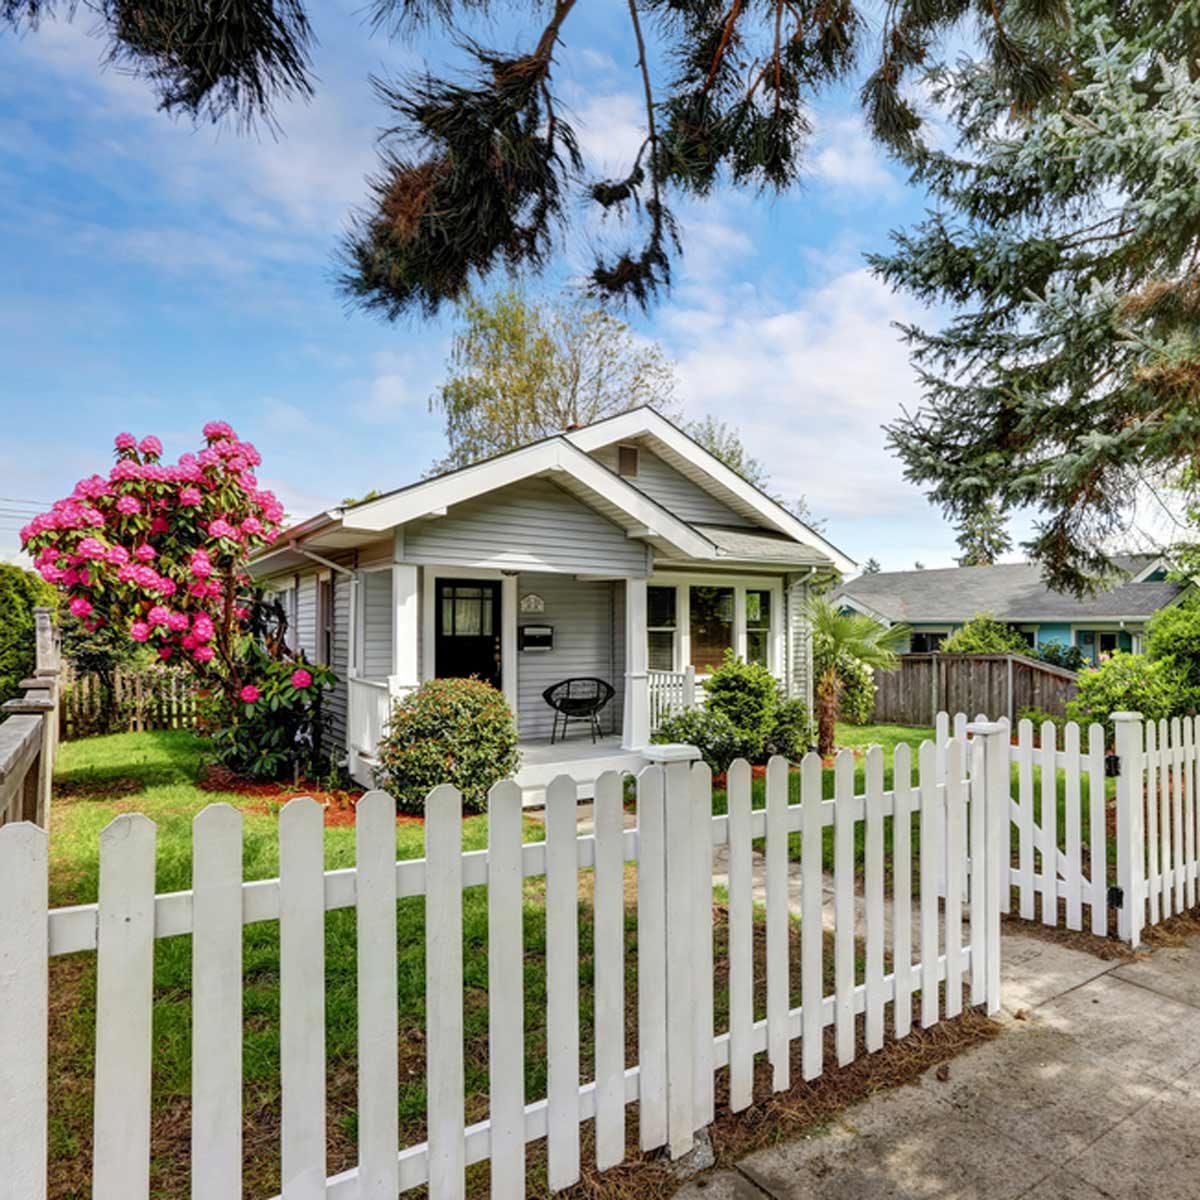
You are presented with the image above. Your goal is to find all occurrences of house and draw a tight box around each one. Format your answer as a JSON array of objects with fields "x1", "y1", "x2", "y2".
[
  {"x1": 832, "y1": 555, "x2": 1190, "y2": 665},
  {"x1": 249, "y1": 407, "x2": 853, "y2": 798}
]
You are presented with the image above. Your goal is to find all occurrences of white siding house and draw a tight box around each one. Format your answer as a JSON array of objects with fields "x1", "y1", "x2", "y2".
[{"x1": 250, "y1": 407, "x2": 853, "y2": 797}]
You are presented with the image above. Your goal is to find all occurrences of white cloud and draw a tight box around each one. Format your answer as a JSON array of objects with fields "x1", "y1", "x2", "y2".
[
  {"x1": 808, "y1": 115, "x2": 900, "y2": 197},
  {"x1": 570, "y1": 91, "x2": 646, "y2": 176}
]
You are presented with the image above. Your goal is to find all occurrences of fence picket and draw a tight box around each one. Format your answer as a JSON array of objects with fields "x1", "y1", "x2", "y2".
[
  {"x1": 726, "y1": 759, "x2": 754, "y2": 1109},
  {"x1": 1158, "y1": 719, "x2": 1172, "y2": 918},
  {"x1": 690, "y1": 761, "x2": 715, "y2": 1130},
  {"x1": 355, "y1": 792, "x2": 399, "y2": 1200},
  {"x1": 0, "y1": 824, "x2": 47, "y2": 1200},
  {"x1": 864, "y1": 746, "x2": 885, "y2": 1053},
  {"x1": 279, "y1": 799, "x2": 326, "y2": 1200},
  {"x1": 93, "y1": 814, "x2": 156, "y2": 1200},
  {"x1": 969, "y1": 734, "x2": 987, "y2": 1007},
  {"x1": 636, "y1": 766, "x2": 667, "y2": 1152},
  {"x1": 1185, "y1": 718, "x2": 1197, "y2": 910},
  {"x1": 425, "y1": 785, "x2": 465, "y2": 1198},
  {"x1": 1016, "y1": 719, "x2": 1035, "y2": 920},
  {"x1": 1086, "y1": 725, "x2": 1107, "y2": 936},
  {"x1": 944, "y1": 739, "x2": 964, "y2": 1019},
  {"x1": 546, "y1": 775, "x2": 582, "y2": 1186},
  {"x1": 592, "y1": 771, "x2": 625, "y2": 1171},
  {"x1": 891, "y1": 744, "x2": 913, "y2": 1038},
  {"x1": 1040, "y1": 722, "x2": 1058, "y2": 926},
  {"x1": 833, "y1": 750, "x2": 856, "y2": 1065},
  {"x1": 1146, "y1": 721, "x2": 1160, "y2": 926},
  {"x1": 1064, "y1": 723, "x2": 1083, "y2": 930},
  {"x1": 1171, "y1": 718, "x2": 1185, "y2": 914},
  {"x1": 765, "y1": 755, "x2": 790, "y2": 1090},
  {"x1": 918, "y1": 742, "x2": 939, "y2": 1028},
  {"x1": 191, "y1": 805, "x2": 243, "y2": 1200},
  {"x1": 487, "y1": 782, "x2": 527, "y2": 1191},
  {"x1": 800, "y1": 752, "x2": 824, "y2": 1080},
  {"x1": 664, "y1": 761, "x2": 695, "y2": 1158}
]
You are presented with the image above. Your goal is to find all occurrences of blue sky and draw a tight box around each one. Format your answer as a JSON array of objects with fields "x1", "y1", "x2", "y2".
[{"x1": 0, "y1": 2, "x2": 1033, "y2": 570}]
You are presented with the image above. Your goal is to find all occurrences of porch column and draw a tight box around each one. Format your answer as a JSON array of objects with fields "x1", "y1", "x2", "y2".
[
  {"x1": 390, "y1": 563, "x2": 420, "y2": 700},
  {"x1": 623, "y1": 577, "x2": 650, "y2": 750},
  {"x1": 501, "y1": 573, "x2": 519, "y2": 715}
]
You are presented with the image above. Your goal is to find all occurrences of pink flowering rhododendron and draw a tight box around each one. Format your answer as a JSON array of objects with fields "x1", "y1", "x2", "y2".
[
  {"x1": 239, "y1": 685, "x2": 261, "y2": 704},
  {"x1": 291, "y1": 668, "x2": 312, "y2": 689}
]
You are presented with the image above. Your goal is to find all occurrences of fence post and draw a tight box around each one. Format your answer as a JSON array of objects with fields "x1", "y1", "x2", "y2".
[
  {"x1": 966, "y1": 720, "x2": 1008, "y2": 1015},
  {"x1": 1112, "y1": 712, "x2": 1145, "y2": 947},
  {"x1": 683, "y1": 665, "x2": 696, "y2": 709},
  {"x1": 32, "y1": 608, "x2": 60, "y2": 766}
]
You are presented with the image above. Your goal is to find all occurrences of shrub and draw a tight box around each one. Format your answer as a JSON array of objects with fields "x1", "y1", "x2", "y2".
[
  {"x1": 1017, "y1": 705, "x2": 1058, "y2": 730},
  {"x1": 837, "y1": 653, "x2": 876, "y2": 725},
  {"x1": 941, "y1": 613, "x2": 1029, "y2": 655},
  {"x1": 766, "y1": 696, "x2": 814, "y2": 760},
  {"x1": 653, "y1": 707, "x2": 741, "y2": 775},
  {"x1": 1036, "y1": 641, "x2": 1085, "y2": 671},
  {"x1": 375, "y1": 677, "x2": 520, "y2": 814},
  {"x1": 0, "y1": 564, "x2": 55, "y2": 710},
  {"x1": 1146, "y1": 598, "x2": 1200, "y2": 713},
  {"x1": 1066, "y1": 652, "x2": 1182, "y2": 744},
  {"x1": 701, "y1": 650, "x2": 779, "y2": 760}
]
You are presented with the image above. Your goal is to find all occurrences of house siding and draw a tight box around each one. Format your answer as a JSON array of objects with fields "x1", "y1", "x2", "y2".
[
  {"x1": 786, "y1": 577, "x2": 813, "y2": 709},
  {"x1": 401, "y1": 478, "x2": 647, "y2": 576},
  {"x1": 514, "y1": 572, "x2": 622, "y2": 741},
  {"x1": 589, "y1": 444, "x2": 754, "y2": 528},
  {"x1": 325, "y1": 573, "x2": 349, "y2": 750},
  {"x1": 361, "y1": 570, "x2": 393, "y2": 678},
  {"x1": 295, "y1": 575, "x2": 317, "y2": 660},
  {"x1": 1036, "y1": 623, "x2": 1073, "y2": 647}
]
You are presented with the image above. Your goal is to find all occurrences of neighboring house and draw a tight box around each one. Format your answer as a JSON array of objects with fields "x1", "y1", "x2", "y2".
[
  {"x1": 833, "y1": 555, "x2": 1190, "y2": 665},
  {"x1": 249, "y1": 407, "x2": 853, "y2": 796}
]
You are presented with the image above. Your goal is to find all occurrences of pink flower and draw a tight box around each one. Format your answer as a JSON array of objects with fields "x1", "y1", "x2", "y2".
[
  {"x1": 167, "y1": 611, "x2": 189, "y2": 632},
  {"x1": 69, "y1": 597, "x2": 93, "y2": 618},
  {"x1": 147, "y1": 605, "x2": 170, "y2": 627},
  {"x1": 239, "y1": 685, "x2": 261, "y2": 704},
  {"x1": 117, "y1": 564, "x2": 138, "y2": 583},
  {"x1": 208, "y1": 518, "x2": 238, "y2": 540},
  {"x1": 138, "y1": 435, "x2": 163, "y2": 458},
  {"x1": 134, "y1": 543, "x2": 156, "y2": 562},
  {"x1": 149, "y1": 515, "x2": 170, "y2": 536},
  {"x1": 158, "y1": 578, "x2": 178, "y2": 597},
  {"x1": 291, "y1": 668, "x2": 312, "y2": 689},
  {"x1": 130, "y1": 621, "x2": 151, "y2": 643},
  {"x1": 106, "y1": 545, "x2": 130, "y2": 566},
  {"x1": 192, "y1": 615, "x2": 214, "y2": 643},
  {"x1": 240, "y1": 516, "x2": 263, "y2": 536},
  {"x1": 233, "y1": 606, "x2": 249, "y2": 621},
  {"x1": 114, "y1": 432, "x2": 137, "y2": 451},
  {"x1": 115, "y1": 495, "x2": 141, "y2": 515},
  {"x1": 158, "y1": 646, "x2": 173, "y2": 661},
  {"x1": 181, "y1": 634, "x2": 199, "y2": 651},
  {"x1": 77, "y1": 537, "x2": 108, "y2": 561},
  {"x1": 193, "y1": 644, "x2": 215, "y2": 663},
  {"x1": 203, "y1": 421, "x2": 234, "y2": 441},
  {"x1": 178, "y1": 486, "x2": 202, "y2": 506},
  {"x1": 133, "y1": 565, "x2": 159, "y2": 589},
  {"x1": 198, "y1": 448, "x2": 221, "y2": 469},
  {"x1": 61, "y1": 568, "x2": 80, "y2": 588},
  {"x1": 190, "y1": 553, "x2": 213, "y2": 580}
]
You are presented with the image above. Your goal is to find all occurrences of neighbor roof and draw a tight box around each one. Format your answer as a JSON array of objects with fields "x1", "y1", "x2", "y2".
[{"x1": 832, "y1": 556, "x2": 1188, "y2": 625}]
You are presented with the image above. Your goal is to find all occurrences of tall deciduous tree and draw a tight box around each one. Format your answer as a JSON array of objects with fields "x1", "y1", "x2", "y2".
[
  {"x1": 6, "y1": 1, "x2": 1070, "y2": 313},
  {"x1": 955, "y1": 500, "x2": 1012, "y2": 567},
  {"x1": 429, "y1": 286, "x2": 677, "y2": 471},
  {"x1": 875, "y1": 1, "x2": 1200, "y2": 594}
]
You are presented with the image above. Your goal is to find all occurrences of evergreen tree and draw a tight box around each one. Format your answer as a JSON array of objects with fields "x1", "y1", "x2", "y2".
[
  {"x1": 5, "y1": 1, "x2": 1071, "y2": 314},
  {"x1": 875, "y1": 2, "x2": 1200, "y2": 594},
  {"x1": 861, "y1": 557, "x2": 881, "y2": 575},
  {"x1": 956, "y1": 501, "x2": 1012, "y2": 566}
]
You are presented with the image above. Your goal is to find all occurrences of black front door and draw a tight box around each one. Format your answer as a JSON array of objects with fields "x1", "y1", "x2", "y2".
[{"x1": 435, "y1": 580, "x2": 502, "y2": 690}]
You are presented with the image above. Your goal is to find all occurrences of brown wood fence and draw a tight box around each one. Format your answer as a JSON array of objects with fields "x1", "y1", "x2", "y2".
[
  {"x1": 872, "y1": 652, "x2": 1078, "y2": 726},
  {"x1": 60, "y1": 664, "x2": 198, "y2": 739}
]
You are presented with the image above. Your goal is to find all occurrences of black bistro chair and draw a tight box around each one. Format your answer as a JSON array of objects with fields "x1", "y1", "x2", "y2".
[{"x1": 542, "y1": 677, "x2": 616, "y2": 744}]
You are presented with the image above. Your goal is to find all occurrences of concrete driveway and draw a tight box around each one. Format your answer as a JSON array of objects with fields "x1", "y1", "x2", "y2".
[{"x1": 677, "y1": 931, "x2": 1200, "y2": 1200}]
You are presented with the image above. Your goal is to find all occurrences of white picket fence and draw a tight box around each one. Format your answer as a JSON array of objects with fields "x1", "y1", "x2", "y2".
[{"x1": 0, "y1": 727, "x2": 1010, "y2": 1200}]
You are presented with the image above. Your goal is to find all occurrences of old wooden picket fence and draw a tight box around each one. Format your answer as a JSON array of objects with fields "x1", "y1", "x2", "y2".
[
  {"x1": 0, "y1": 728, "x2": 1010, "y2": 1200},
  {"x1": 59, "y1": 663, "x2": 197, "y2": 738}
]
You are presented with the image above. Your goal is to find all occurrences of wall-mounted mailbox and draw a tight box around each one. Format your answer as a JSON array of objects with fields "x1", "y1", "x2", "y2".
[{"x1": 519, "y1": 625, "x2": 554, "y2": 652}]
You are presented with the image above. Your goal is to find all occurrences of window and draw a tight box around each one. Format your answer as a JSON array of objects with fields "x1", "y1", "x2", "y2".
[
  {"x1": 318, "y1": 578, "x2": 334, "y2": 666},
  {"x1": 440, "y1": 585, "x2": 493, "y2": 637},
  {"x1": 910, "y1": 631, "x2": 947, "y2": 653},
  {"x1": 617, "y1": 443, "x2": 639, "y2": 477},
  {"x1": 745, "y1": 589, "x2": 771, "y2": 667},
  {"x1": 647, "y1": 585, "x2": 677, "y2": 671},
  {"x1": 690, "y1": 585, "x2": 734, "y2": 673}
]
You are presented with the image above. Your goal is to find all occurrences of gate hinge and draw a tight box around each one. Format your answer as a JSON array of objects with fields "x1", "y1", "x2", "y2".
[
  {"x1": 1104, "y1": 753, "x2": 1121, "y2": 778},
  {"x1": 1108, "y1": 885, "x2": 1124, "y2": 910}
]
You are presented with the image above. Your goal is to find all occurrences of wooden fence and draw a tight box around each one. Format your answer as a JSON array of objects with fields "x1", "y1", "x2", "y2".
[
  {"x1": 874, "y1": 653, "x2": 1078, "y2": 726},
  {"x1": 0, "y1": 608, "x2": 60, "y2": 830},
  {"x1": 59, "y1": 665, "x2": 197, "y2": 739},
  {"x1": 0, "y1": 738, "x2": 1009, "y2": 1199}
]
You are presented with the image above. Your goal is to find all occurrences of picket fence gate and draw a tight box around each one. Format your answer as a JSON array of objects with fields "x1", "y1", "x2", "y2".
[{"x1": 0, "y1": 727, "x2": 1010, "y2": 1200}]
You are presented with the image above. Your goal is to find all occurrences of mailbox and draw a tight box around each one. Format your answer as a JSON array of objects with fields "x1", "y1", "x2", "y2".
[{"x1": 519, "y1": 625, "x2": 554, "y2": 652}]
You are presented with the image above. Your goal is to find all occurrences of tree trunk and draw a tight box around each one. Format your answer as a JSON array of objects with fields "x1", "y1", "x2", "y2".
[{"x1": 816, "y1": 666, "x2": 841, "y2": 758}]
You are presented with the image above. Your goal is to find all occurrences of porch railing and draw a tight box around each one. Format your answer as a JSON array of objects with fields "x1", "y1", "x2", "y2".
[
  {"x1": 347, "y1": 676, "x2": 392, "y2": 758},
  {"x1": 648, "y1": 666, "x2": 696, "y2": 732}
]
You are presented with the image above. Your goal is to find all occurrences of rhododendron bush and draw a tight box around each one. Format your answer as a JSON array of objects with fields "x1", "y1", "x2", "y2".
[{"x1": 22, "y1": 422, "x2": 336, "y2": 779}]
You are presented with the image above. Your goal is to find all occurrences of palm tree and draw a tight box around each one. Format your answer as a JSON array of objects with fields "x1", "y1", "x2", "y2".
[{"x1": 807, "y1": 597, "x2": 909, "y2": 757}]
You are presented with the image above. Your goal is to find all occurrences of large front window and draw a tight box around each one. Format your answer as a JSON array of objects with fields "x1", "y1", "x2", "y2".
[
  {"x1": 648, "y1": 586, "x2": 677, "y2": 671},
  {"x1": 746, "y1": 589, "x2": 771, "y2": 668},
  {"x1": 690, "y1": 585, "x2": 734, "y2": 673}
]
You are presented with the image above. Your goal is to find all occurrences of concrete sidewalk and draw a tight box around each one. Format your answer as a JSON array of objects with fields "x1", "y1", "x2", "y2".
[{"x1": 677, "y1": 930, "x2": 1200, "y2": 1200}]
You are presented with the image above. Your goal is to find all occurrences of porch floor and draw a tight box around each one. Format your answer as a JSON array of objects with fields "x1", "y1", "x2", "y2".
[{"x1": 513, "y1": 735, "x2": 646, "y2": 807}]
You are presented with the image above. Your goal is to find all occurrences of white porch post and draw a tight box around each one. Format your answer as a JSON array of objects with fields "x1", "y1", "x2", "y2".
[
  {"x1": 389, "y1": 564, "x2": 420, "y2": 701},
  {"x1": 501, "y1": 573, "x2": 519, "y2": 715},
  {"x1": 623, "y1": 577, "x2": 650, "y2": 750}
]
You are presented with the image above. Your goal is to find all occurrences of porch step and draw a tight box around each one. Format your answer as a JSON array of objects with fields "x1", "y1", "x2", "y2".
[{"x1": 515, "y1": 747, "x2": 647, "y2": 808}]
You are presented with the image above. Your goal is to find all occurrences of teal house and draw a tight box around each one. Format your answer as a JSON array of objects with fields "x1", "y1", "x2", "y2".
[{"x1": 832, "y1": 555, "x2": 1190, "y2": 667}]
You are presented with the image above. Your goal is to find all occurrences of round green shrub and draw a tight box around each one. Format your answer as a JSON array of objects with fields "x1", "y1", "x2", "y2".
[
  {"x1": 375, "y1": 677, "x2": 520, "y2": 814},
  {"x1": 702, "y1": 650, "x2": 779, "y2": 760},
  {"x1": 766, "y1": 696, "x2": 814, "y2": 760},
  {"x1": 941, "y1": 613, "x2": 1029, "y2": 655},
  {"x1": 1146, "y1": 598, "x2": 1200, "y2": 713},
  {"x1": 0, "y1": 564, "x2": 55, "y2": 711},
  {"x1": 653, "y1": 707, "x2": 741, "y2": 775},
  {"x1": 1066, "y1": 652, "x2": 1182, "y2": 744}
]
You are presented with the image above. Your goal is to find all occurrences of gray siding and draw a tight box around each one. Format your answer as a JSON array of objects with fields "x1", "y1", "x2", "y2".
[
  {"x1": 786, "y1": 577, "x2": 813, "y2": 710},
  {"x1": 402, "y1": 478, "x2": 647, "y2": 576},
  {"x1": 515, "y1": 572, "x2": 623, "y2": 740},
  {"x1": 362, "y1": 570, "x2": 393, "y2": 678},
  {"x1": 325, "y1": 573, "x2": 350, "y2": 749},
  {"x1": 590, "y1": 444, "x2": 754, "y2": 527},
  {"x1": 295, "y1": 574, "x2": 317, "y2": 659}
]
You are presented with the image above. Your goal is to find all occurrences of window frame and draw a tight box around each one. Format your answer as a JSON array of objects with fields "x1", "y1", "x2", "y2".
[{"x1": 647, "y1": 584, "x2": 678, "y2": 672}]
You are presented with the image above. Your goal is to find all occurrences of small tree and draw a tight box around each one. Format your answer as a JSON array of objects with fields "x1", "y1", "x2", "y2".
[
  {"x1": 861, "y1": 558, "x2": 882, "y2": 575},
  {"x1": 0, "y1": 564, "x2": 55, "y2": 709},
  {"x1": 955, "y1": 501, "x2": 1012, "y2": 567},
  {"x1": 941, "y1": 614, "x2": 1029, "y2": 656},
  {"x1": 807, "y1": 597, "x2": 908, "y2": 757},
  {"x1": 701, "y1": 651, "x2": 780, "y2": 762}
]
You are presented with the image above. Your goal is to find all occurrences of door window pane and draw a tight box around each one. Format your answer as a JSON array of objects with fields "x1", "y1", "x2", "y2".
[{"x1": 690, "y1": 586, "x2": 734, "y2": 673}]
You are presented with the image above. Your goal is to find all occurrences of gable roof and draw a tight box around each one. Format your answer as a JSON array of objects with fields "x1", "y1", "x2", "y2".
[{"x1": 833, "y1": 556, "x2": 1189, "y2": 625}]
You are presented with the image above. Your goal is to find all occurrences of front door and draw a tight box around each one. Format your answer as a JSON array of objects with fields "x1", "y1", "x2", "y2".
[{"x1": 435, "y1": 579, "x2": 502, "y2": 690}]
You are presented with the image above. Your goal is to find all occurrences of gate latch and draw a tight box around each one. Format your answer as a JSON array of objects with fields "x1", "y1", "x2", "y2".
[
  {"x1": 1108, "y1": 885, "x2": 1124, "y2": 910},
  {"x1": 1105, "y1": 753, "x2": 1121, "y2": 778}
]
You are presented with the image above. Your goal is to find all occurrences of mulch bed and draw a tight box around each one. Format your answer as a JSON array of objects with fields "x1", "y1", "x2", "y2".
[{"x1": 197, "y1": 763, "x2": 373, "y2": 826}]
